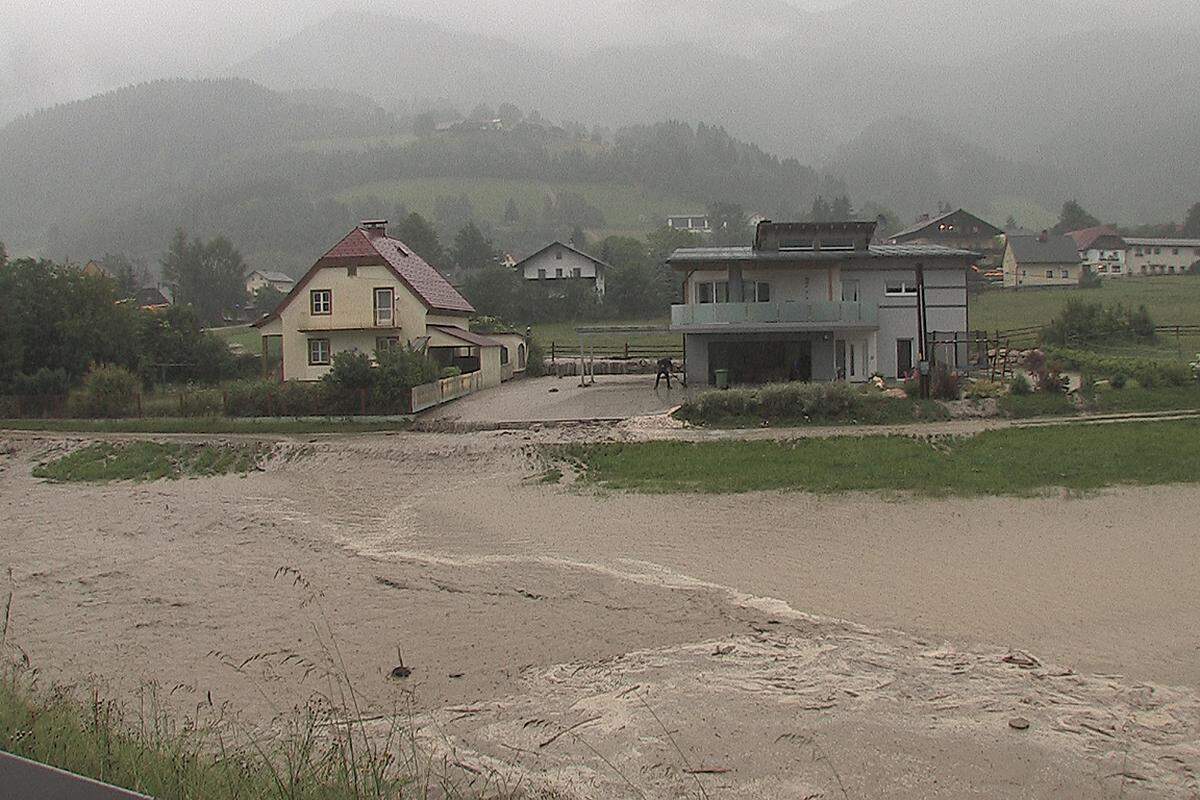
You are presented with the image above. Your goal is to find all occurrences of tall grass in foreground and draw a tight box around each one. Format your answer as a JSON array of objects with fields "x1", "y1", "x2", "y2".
[
  {"x1": 0, "y1": 568, "x2": 533, "y2": 800},
  {"x1": 556, "y1": 418, "x2": 1200, "y2": 495},
  {"x1": 32, "y1": 442, "x2": 271, "y2": 482}
]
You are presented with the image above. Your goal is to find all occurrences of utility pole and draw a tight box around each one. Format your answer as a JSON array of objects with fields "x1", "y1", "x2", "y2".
[{"x1": 916, "y1": 263, "x2": 930, "y2": 399}]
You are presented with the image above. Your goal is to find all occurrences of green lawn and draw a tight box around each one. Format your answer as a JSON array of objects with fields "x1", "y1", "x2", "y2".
[
  {"x1": 530, "y1": 317, "x2": 678, "y2": 351},
  {"x1": 558, "y1": 418, "x2": 1200, "y2": 496},
  {"x1": 973, "y1": 276, "x2": 1200, "y2": 331},
  {"x1": 33, "y1": 441, "x2": 270, "y2": 482},
  {"x1": 207, "y1": 324, "x2": 261, "y2": 352},
  {"x1": 334, "y1": 177, "x2": 694, "y2": 236}
]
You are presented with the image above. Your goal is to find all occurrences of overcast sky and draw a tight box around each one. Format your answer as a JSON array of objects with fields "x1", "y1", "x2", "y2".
[
  {"x1": 1, "y1": 1, "x2": 865, "y2": 113},
  {"x1": 1, "y1": 0, "x2": 1186, "y2": 122}
]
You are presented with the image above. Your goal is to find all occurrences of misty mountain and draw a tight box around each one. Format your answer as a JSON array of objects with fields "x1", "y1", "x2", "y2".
[
  {"x1": 0, "y1": 78, "x2": 831, "y2": 271},
  {"x1": 827, "y1": 116, "x2": 1078, "y2": 228},
  {"x1": 225, "y1": 7, "x2": 1200, "y2": 224}
]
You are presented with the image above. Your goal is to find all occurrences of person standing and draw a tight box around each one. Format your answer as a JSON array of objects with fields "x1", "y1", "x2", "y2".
[{"x1": 655, "y1": 357, "x2": 673, "y2": 389}]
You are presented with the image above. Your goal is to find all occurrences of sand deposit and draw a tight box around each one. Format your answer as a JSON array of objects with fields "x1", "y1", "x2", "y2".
[{"x1": 1, "y1": 429, "x2": 1198, "y2": 797}]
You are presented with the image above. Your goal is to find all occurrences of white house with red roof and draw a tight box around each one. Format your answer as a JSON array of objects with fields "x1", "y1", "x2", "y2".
[
  {"x1": 1067, "y1": 226, "x2": 1127, "y2": 277},
  {"x1": 255, "y1": 220, "x2": 507, "y2": 385}
]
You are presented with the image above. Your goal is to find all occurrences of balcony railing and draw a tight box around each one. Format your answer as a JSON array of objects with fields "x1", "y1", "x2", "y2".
[{"x1": 671, "y1": 301, "x2": 877, "y2": 328}]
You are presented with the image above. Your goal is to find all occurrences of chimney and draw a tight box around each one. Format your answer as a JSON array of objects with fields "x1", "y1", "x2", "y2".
[
  {"x1": 1039, "y1": 229, "x2": 1049, "y2": 243},
  {"x1": 360, "y1": 219, "x2": 388, "y2": 237}
]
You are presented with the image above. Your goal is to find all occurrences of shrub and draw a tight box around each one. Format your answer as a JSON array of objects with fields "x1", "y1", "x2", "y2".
[
  {"x1": 1010, "y1": 373, "x2": 1032, "y2": 395},
  {"x1": 1110, "y1": 373, "x2": 1128, "y2": 389},
  {"x1": 963, "y1": 379, "x2": 1005, "y2": 399},
  {"x1": 525, "y1": 338, "x2": 546, "y2": 377},
  {"x1": 323, "y1": 351, "x2": 376, "y2": 392},
  {"x1": 929, "y1": 364, "x2": 961, "y2": 400},
  {"x1": 68, "y1": 364, "x2": 140, "y2": 418},
  {"x1": 440, "y1": 366, "x2": 462, "y2": 378},
  {"x1": 223, "y1": 380, "x2": 330, "y2": 417},
  {"x1": 1078, "y1": 265, "x2": 1102, "y2": 289},
  {"x1": 1046, "y1": 348, "x2": 1192, "y2": 389},
  {"x1": 1041, "y1": 300, "x2": 1156, "y2": 346},
  {"x1": 140, "y1": 388, "x2": 224, "y2": 417},
  {"x1": 7, "y1": 367, "x2": 70, "y2": 397},
  {"x1": 373, "y1": 345, "x2": 442, "y2": 408}
]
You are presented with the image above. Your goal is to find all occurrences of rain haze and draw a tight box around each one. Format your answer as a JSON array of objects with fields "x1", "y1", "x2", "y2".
[{"x1": 4, "y1": 2, "x2": 1200, "y2": 799}]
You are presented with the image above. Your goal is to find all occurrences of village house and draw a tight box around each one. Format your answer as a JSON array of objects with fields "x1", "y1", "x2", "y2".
[
  {"x1": 666, "y1": 213, "x2": 712, "y2": 233},
  {"x1": 515, "y1": 241, "x2": 608, "y2": 296},
  {"x1": 887, "y1": 209, "x2": 1004, "y2": 254},
  {"x1": 245, "y1": 269, "x2": 296, "y2": 295},
  {"x1": 1002, "y1": 231, "x2": 1082, "y2": 288},
  {"x1": 1068, "y1": 226, "x2": 1127, "y2": 277},
  {"x1": 1125, "y1": 237, "x2": 1200, "y2": 276},
  {"x1": 668, "y1": 220, "x2": 977, "y2": 386},
  {"x1": 255, "y1": 220, "x2": 514, "y2": 386}
]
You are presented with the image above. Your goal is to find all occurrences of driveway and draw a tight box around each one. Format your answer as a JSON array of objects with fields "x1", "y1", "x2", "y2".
[{"x1": 421, "y1": 374, "x2": 700, "y2": 425}]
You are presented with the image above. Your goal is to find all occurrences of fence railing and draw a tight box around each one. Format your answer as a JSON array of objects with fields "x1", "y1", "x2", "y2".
[{"x1": 548, "y1": 342, "x2": 684, "y2": 363}]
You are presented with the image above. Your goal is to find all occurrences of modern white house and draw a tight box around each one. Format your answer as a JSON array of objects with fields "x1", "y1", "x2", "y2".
[
  {"x1": 245, "y1": 270, "x2": 296, "y2": 295},
  {"x1": 515, "y1": 241, "x2": 609, "y2": 296},
  {"x1": 1125, "y1": 238, "x2": 1200, "y2": 275},
  {"x1": 1068, "y1": 226, "x2": 1127, "y2": 277},
  {"x1": 254, "y1": 220, "x2": 508, "y2": 386},
  {"x1": 668, "y1": 220, "x2": 978, "y2": 385}
]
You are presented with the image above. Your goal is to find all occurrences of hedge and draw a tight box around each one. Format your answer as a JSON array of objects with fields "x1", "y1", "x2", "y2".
[
  {"x1": 1045, "y1": 348, "x2": 1193, "y2": 388},
  {"x1": 675, "y1": 382, "x2": 948, "y2": 426}
]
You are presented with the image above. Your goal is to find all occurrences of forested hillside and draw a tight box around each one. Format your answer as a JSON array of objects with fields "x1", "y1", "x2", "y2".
[{"x1": 0, "y1": 78, "x2": 837, "y2": 274}]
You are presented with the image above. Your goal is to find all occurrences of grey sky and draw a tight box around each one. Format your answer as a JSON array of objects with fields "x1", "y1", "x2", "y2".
[{"x1": 2, "y1": 0, "x2": 1195, "y2": 121}]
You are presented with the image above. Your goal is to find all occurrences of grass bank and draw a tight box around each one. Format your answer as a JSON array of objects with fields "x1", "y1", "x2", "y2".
[
  {"x1": 0, "y1": 417, "x2": 411, "y2": 435},
  {"x1": 557, "y1": 418, "x2": 1200, "y2": 496},
  {"x1": 33, "y1": 441, "x2": 271, "y2": 482}
]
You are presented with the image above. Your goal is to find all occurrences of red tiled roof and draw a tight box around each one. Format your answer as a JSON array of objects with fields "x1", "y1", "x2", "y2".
[
  {"x1": 255, "y1": 225, "x2": 473, "y2": 327},
  {"x1": 1067, "y1": 225, "x2": 1122, "y2": 251}
]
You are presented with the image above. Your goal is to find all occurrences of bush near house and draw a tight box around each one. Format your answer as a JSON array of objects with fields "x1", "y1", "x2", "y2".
[
  {"x1": 1041, "y1": 300, "x2": 1156, "y2": 347},
  {"x1": 675, "y1": 382, "x2": 949, "y2": 426},
  {"x1": 65, "y1": 364, "x2": 141, "y2": 418},
  {"x1": 1045, "y1": 348, "x2": 1193, "y2": 388}
]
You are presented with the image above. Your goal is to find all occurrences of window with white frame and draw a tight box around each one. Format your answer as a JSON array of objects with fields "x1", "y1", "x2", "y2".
[
  {"x1": 310, "y1": 289, "x2": 332, "y2": 315},
  {"x1": 537, "y1": 268, "x2": 546, "y2": 279},
  {"x1": 308, "y1": 338, "x2": 331, "y2": 365},
  {"x1": 555, "y1": 268, "x2": 563, "y2": 278},
  {"x1": 1061, "y1": 269, "x2": 1069, "y2": 278},
  {"x1": 696, "y1": 280, "x2": 729, "y2": 303},
  {"x1": 884, "y1": 280, "x2": 918, "y2": 296},
  {"x1": 374, "y1": 287, "x2": 394, "y2": 326}
]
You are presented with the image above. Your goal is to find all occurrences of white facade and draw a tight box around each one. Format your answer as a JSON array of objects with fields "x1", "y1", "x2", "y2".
[
  {"x1": 1081, "y1": 245, "x2": 1127, "y2": 277},
  {"x1": 518, "y1": 242, "x2": 607, "y2": 295},
  {"x1": 1126, "y1": 239, "x2": 1200, "y2": 276},
  {"x1": 245, "y1": 270, "x2": 296, "y2": 295},
  {"x1": 667, "y1": 214, "x2": 711, "y2": 233}
]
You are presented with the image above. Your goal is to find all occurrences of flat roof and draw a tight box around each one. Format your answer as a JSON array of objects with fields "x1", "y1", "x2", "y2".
[{"x1": 668, "y1": 244, "x2": 979, "y2": 265}]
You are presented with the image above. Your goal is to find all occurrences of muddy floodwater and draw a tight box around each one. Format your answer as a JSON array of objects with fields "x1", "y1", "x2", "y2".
[{"x1": 2, "y1": 429, "x2": 1198, "y2": 798}]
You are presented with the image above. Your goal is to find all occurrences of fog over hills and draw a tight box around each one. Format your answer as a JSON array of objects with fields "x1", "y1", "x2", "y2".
[{"x1": 2, "y1": 0, "x2": 1199, "y2": 244}]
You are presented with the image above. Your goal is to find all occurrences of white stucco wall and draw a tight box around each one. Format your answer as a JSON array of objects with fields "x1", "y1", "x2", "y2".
[{"x1": 521, "y1": 244, "x2": 605, "y2": 294}]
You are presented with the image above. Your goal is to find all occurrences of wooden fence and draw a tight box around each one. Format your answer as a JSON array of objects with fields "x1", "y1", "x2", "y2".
[
  {"x1": 548, "y1": 341, "x2": 684, "y2": 363},
  {"x1": 408, "y1": 372, "x2": 483, "y2": 413}
]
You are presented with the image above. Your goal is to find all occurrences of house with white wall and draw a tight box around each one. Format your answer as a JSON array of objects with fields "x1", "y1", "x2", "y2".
[
  {"x1": 515, "y1": 241, "x2": 609, "y2": 296},
  {"x1": 1068, "y1": 226, "x2": 1127, "y2": 277},
  {"x1": 1125, "y1": 238, "x2": 1200, "y2": 275},
  {"x1": 254, "y1": 220, "x2": 505, "y2": 387},
  {"x1": 668, "y1": 220, "x2": 977, "y2": 385},
  {"x1": 1002, "y1": 232, "x2": 1083, "y2": 287},
  {"x1": 245, "y1": 270, "x2": 296, "y2": 295}
]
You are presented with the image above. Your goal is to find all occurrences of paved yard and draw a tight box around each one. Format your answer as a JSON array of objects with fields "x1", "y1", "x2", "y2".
[{"x1": 423, "y1": 374, "x2": 700, "y2": 424}]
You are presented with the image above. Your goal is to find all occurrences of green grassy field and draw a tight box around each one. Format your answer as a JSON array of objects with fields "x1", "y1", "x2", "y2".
[
  {"x1": 207, "y1": 324, "x2": 261, "y2": 352},
  {"x1": 973, "y1": 276, "x2": 1200, "y2": 330},
  {"x1": 33, "y1": 441, "x2": 270, "y2": 482},
  {"x1": 559, "y1": 418, "x2": 1200, "y2": 496},
  {"x1": 334, "y1": 177, "x2": 695, "y2": 237},
  {"x1": 530, "y1": 318, "x2": 678, "y2": 350}
]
